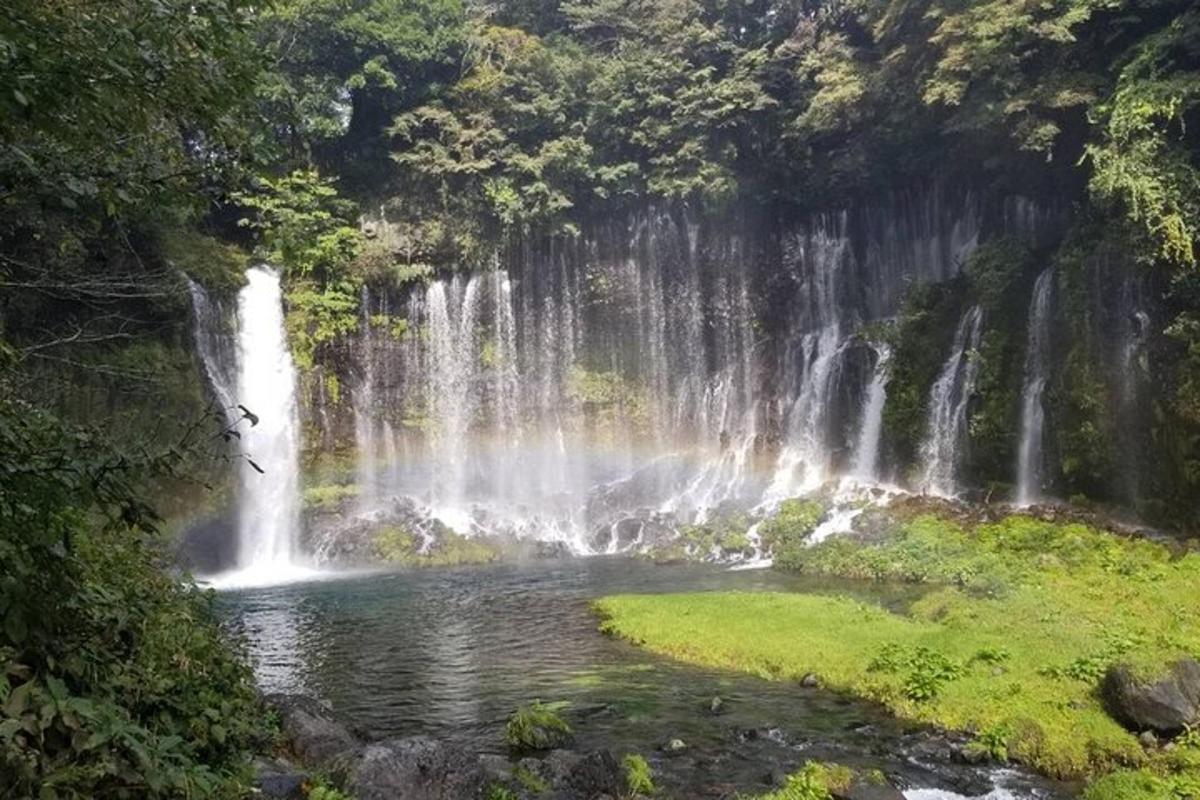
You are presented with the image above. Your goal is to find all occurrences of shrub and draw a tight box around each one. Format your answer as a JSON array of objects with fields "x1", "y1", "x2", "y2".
[
  {"x1": 0, "y1": 395, "x2": 271, "y2": 797},
  {"x1": 759, "y1": 499, "x2": 825, "y2": 566}
]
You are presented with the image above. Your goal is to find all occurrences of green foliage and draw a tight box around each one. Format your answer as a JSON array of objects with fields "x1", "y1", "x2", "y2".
[
  {"x1": 504, "y1": 700, "x2": 572, "y2": 751},
  {"x1": 0, "y1": 392, "x2": 270, "y2": 797},
  {"x1": 881, "y1": 281, "x2": 968, "y2": 468},
  {"x1": 1084, "y1": 10, "x2": 1200, "y2": 267},
  {"x1": 236, "y1": 170, "x2": 364, "y2": 282},
  {"x1": 487, "y1": 784, "x2": 520, "y2": 800},
  {"x1": 759, "y1": 499, "x2": 826, "y2": 566},
  {"x1": 0, "y1": 0, "x2": 261, "y2": 223},
  {"x1": 963, "y1": 240, "x2": 1034, "y2": 481},
  {"x1": 622, "y1": 752, "x2": 656, "y2": 794},
  {"x1": 596, "y1": 510, "x2": 1200, "y2": 780},
  {"x1": 303, "y1": 483, "x2": 362, "y2": 510},
  {"x1": 738, "y1": 761, "x2": 857, "y2": 800},
  {"x1": 373, "y1": 527, "x2": 501, "y2": 567},
  {"x1": 160, "y1": 229, "x2": 251, "y2": 295}
]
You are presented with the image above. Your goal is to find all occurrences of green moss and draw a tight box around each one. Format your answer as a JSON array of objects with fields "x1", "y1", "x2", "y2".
[
  {"x1": 759, "y1": 499, "x2": 825, "y2": 565},
  {"x1": 739, "y1": 761, "x2": 856, "y2": 800},
  {"x1": 595, "y1": 513, "x2": 1200, "y2": 782},
  {"x1": 303, "y1": 483, "x2": 360, "y2": 510},
  {"x1": 881, "y1": 280, "x2": 969, "y2": 468},
  {"x1": 512, "y1": 763, "x2": 549, "y2": 794},
  {"x1": 504, "y1": 701, "x2": 572, "y2": 751},
  {"x1": 373, "y1": 526, "x2": 501, "y2": 567},
  {"x1": 486, "y1": 784, "x2": 520, "y2": 800}
]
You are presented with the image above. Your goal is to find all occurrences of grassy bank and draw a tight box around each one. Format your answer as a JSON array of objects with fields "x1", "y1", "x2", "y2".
[{"x1": 594, "y1": 514, "x2": 1200, "y2": 796}]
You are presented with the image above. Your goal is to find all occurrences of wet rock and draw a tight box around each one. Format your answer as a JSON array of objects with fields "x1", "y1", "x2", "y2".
[
  {"x1": 1103, "y1": 659, "x2": 1200, "y2": 734},
  {"x1": 535, "y1": 749, "x2": 625, "y2": 800},
  {"x1": 709, "y1": 695, "x2": 725, "y2": 714},
  {"x1": 800, "y1": 673, "x2": 821, "y2": 688},
  {"x1": 1140, "y1": 731, "x2": 1159, "y2": 749},
  {"x1": 662, "y1": 738, "x2": 687, "y2": 754},
  {"x1": 561, "y1": 750, "x2": 625, "y2": 798},
  {"x1": 266, "y1": 694, "x2": 359, "y2": 768},
  {"x1": 345, "y1": 736, "x2": 489, "y2": 800},
  {"x1": 254, "y1": 757, "x2": 308, "y2": 800},
  {"x1": 832, "y1": 774, "x2": 906, "y2": 800}
]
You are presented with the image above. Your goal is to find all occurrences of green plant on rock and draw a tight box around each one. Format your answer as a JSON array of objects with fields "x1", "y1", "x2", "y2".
[
  {"x1": 739, "y1": 761, "x2": 855, "y2": 800},
  {"x1": 622, "y1": 753, "x2": 656, "y2": 795},
  {"x1": 758, "y1": 498, "x2": 825, "y2": 567},
  {"x1": 512, "y1": 763, "x2": 548, "y2": 794},
  {"x1": 504, "y1": 700, "x2": 572, "y2": 751},
  {"x1": 966, "y1": 722, "x2": 1013, "y2": 763},
  {"x1": 303, "y1": 483, "x2": 361, "y2": 510},
  {"x1": 486, "y1": 784, "x2": 520, "y2": 800}
]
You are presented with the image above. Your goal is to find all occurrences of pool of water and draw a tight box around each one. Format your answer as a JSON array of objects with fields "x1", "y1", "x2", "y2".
[{"x1": 218, "y1": 557, "x2": 1073, "y2": 799}]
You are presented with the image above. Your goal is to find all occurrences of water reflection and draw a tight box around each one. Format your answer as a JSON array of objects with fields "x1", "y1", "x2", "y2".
[{"x1": 220, "y1": 559, "x2": 1069, "y2": 799}]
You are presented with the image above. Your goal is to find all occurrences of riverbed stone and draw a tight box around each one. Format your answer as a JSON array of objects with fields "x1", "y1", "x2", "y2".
[
  {"x1": 345, "y1": 736, "x2": 489, "y2": 800},
  {"x1": 1102, "y1": 658, "x2": 1200, "y2": 734},
  {"x1": 253, "y1": 757, "x2": 308, "y2": 800},
  {"x1": 266, "y1": 693, "x2": 360, "y2": 767},
  {"x1": 832, "y1": 776, "x2": 906, "y2": 800}
]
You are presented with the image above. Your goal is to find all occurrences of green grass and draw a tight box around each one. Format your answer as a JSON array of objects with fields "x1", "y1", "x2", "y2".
[{"x1": 595, "y1": 514, "x2": 1200, "y2": 791}]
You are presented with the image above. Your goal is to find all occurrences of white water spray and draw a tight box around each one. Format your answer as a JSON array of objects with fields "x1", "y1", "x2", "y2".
[
  {"x1": 189, "y1": 267, "x2": 309, "y2": 587},
  {"x1": 920, "y1": 305, "x2": 983, "y2": 497},
  {"x1": 1015, "y1": 270, "x2": 1053, "y2": 505},
  {"x1": 851, "y1": 343, "x2": 891, "y2": 481}
]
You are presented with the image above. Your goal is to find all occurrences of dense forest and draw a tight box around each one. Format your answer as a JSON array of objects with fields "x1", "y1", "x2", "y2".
[{"x1": 2, "y1": 1, "x2": 1200, "y2": 798}]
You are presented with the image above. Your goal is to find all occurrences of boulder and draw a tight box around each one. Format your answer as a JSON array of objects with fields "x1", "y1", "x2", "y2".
[
  {"x1": 536, "y1": 749, "x2": 625, "y2": 799},
  {"x1": 1102, "y1": 659, "x2": 1200, "y2": 735},
  {"x1": 253, "y1": 757, "x2": 308, "y2": 800},
  {"x1": 832, "y1": 775, "x2": 906, "y2": 800},
  {"x1": 345, "y1": 736, "x2": 490, "y2": 800},
  {"x1": 266, "y1": 694, "x2": 360, "y2": 768},
  {"x1": 561, "y1": 750, "x2": 625, "y2": 798}
]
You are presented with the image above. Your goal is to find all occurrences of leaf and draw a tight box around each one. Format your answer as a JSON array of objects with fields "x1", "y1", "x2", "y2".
[
  {"x1": 46, "y1": 675, "x2": 68, "y2": 702},
  {"x1": 12, "y1": 89, "x2": 29, "y2": 107},
  {"x1": 4, "y1": 609, "x2": 27, "y2": 645},
  {"x1": 247, "y1": 459, "x2": 265, "y2": 474},
  {"x1": 238, "y1": 405, "x2": 259, "y2": 426}
]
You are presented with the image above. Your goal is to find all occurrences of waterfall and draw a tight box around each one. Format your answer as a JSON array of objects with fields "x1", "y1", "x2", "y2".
[
  {"x1": 920, "y1": 305, "x2": 983, "y2": 497},
  {"x1": 188, "y1": 266, "x2": 307, "y2": 585},
  {"x1": 330, "y1": 191, "x2": 1055, "y2": 555},
  {"x1": 1015, "y1": 270, "x2": 1054, "y2": 505},
  {"x1": 354, "y1": 285, "x2": 379, "y2": 507},
  {"x1": 851, "y1": 343, "x2": 891, "y2": 481}
]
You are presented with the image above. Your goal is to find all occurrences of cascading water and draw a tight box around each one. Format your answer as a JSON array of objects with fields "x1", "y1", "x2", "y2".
[
  {"x1": 1015, "y1": 270, "x2": 1054, "y2": 506},
  {"x1": 920, "y1": 305, "x2": 983, "y2": 497},
  {"x1": 189, "y1": 266, "x2": 307, "y2": 586},
  {"x1": 326, "y1": 191, "x2": 1041, "y2": 559},
  {"x1": 851, "y1": 343, "x2": 891, "y2": 481}
]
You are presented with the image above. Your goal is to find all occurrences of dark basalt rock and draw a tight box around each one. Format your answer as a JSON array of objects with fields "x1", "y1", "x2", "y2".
[
  {"x1": 345, "y1": 736, "x2": 490, "y2": 800},
  {"x1": 1103, "y1": 659, "x2": 1200, "y2": 735},
  {"x1": 253, "y1": 757, "x2": 309, "y2": 800},
  {"x1": 832, "y1": 776, "x2": 906, "y2": 800},
  {"x1": 558, "y1": 750, "x2": 626, "y2": 799},
  {"x1": 265, "y1": 693, "x2": 360, "y2": 768}
]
